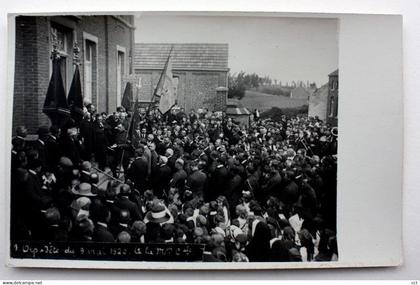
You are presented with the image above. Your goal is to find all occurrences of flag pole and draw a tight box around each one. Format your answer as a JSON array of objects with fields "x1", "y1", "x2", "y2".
[
  {"x1": 147, "y1": 45, "x2": 174, "y2": 116},
  {"x1": 117, "y1": 77, "x2": 141, "y2": 179},
  {"x1": 72, "y1": 41, "x2": 81, "y2": 135}
]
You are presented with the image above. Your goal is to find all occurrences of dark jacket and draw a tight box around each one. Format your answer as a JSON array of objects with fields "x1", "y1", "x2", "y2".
[
  {"x1": 245, "y1": 221, "x2": 272, "y2": 262},
  {"x1": 127, "y1": 156, "x2": 149, "y2": 192},
  {"x1": 152, "y1": 164, "x2": 172, "y2": 198},
  {"x1": 186, "y1": 169, "x2": 207, "y2": 197},
  {"x1": 114, "y1": 196, "x2": 142, "y2": 221},
  {"x1": 45, "y1": 135, "x2": 61, "y2": 171},
  {"x1": 209, "y1": 165, "x2": 229, "y2": 201},
  {"x1": 93, "y1": 223, "x2": 115, "y2": 242},
  {"x1": 170, "y1": 169, "x2": 187, "y2": 192}
]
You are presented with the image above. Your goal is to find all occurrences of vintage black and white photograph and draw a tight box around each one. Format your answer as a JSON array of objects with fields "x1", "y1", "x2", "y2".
[{"x1": 9, "y1": 13, "x2": 339, "y2": 266}]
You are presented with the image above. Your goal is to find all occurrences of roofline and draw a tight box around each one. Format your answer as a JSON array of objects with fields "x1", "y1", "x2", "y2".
[
  {"x1": 135, "y1": 43, "x2": 228, "y2": 46},
  {"x1": 329, "y1": 69, "x2": 339, "y2": 76},
  {"x1": 111, "y1": 15, "x2": 136, "y2": 30},
  {"x1": 134, "y1": 67, "x2": 230, "y2": 73}
]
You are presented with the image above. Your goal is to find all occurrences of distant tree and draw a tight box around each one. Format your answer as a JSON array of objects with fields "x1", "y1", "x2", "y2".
[
  {"x1": 227, "y1": 72, "x2": 274, "y2": 99},
  {"x1": 228, "y1": 72, "x2": 246, "y2": 99}
]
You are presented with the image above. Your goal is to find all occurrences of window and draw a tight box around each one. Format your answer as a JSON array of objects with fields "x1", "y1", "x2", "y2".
[
  {"x1": 329, "y1": 96, "x2": 335, "y2": 117},
  {"x1": 334, "y1": 94, "x2": 339, "y2": 118},
  {"x1": 50, "y1": 23, "x2": 73, "y2": 93},
  {"x1": 84, "y1": 39, "x2": 97, "y2": 104},
  {"x1": 116, "y1": 50, "x2": 125, "y2": 107}
]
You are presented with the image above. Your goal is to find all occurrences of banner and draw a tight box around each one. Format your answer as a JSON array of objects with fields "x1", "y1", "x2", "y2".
[
  {"x1": 67, "y1": 65, "x2": 84, "y2": 124},
  {"x1": 42, "y1": 56, "x2": 70, "y2": 127},
  {"x1": 155, "y1": 48, "x2": 176, "y2": 114}
]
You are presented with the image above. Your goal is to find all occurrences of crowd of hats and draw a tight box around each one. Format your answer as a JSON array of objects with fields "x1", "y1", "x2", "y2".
[{"x1": 10, "y1": 107, "x2": 338, "y2": 262}]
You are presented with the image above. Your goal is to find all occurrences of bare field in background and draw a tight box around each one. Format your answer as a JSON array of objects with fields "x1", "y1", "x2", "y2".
[{"x1": 239, "y1": 90, "x2": 308, "y2": 111}]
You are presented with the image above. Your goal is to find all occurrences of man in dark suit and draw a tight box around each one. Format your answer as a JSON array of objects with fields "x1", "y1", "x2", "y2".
[
  {"x1": 23, "y1": 159, "x2": 53, "y2": 240},
  {"x1": 45, "y1": 126, "x2": 61, "y2": 172},
  {"x1": 12, "y1": 126, "x2": 28, "y2": 153},
  {"x1": 114, "y1": 184, "x2": 142, "y2": 221},
  {"x1": 109, "y1": 209, "x2": 132, "y2": 238},
  {"x1": 261, "y1": 161, "x2": 282, "y2": 201},
  {"x1": 169, "y1": 158, "x2": 187, "y2": 194},
  {"x1": 151, "y1": 156, "x2": 172, "y2": 199},
  {"x1": 59, "y1": 128, "x2": 82, "y2": 166},
  {"x1": 33, "y1": 126, "x2": 50, "y2": 169},
  {"x1": 208, "y1": 157, "x2": 229, "y2": 201},
  {"x1": 79, "y1": 112, "x2": 95, "y2": 161},
  {"x1": 93, "y1": 205, "x2": 115, "y2": 242},
  {"x1": 126, "y1": 146, "x2": 149, "y2": 193},
  {"x1": 93, "y1": 114, "x2": 108, "y2": 169},
  {"x1": 186, "y1": 160, "x2": 207, "y2": 199}
]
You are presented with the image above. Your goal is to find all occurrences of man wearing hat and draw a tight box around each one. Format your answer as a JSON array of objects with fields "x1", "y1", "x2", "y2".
[
  {"x1": 12, "y1": 126, "x2": 28, "y2": 156},
  {"x1": 34, "y1": 126, "x2": 50, "y2": 169}
]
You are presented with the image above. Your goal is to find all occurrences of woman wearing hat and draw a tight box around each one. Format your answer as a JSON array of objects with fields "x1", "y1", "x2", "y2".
[
  {"x1": 71, "y1": 182, "x2": 97, "y2": 197},
  {"x1": 144, "y1": 200, "x2": 174, "y2": 225}
]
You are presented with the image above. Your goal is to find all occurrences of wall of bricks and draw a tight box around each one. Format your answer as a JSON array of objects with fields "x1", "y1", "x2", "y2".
[
  {"x1": 134, "y1": 69, "x2": 228, "y2": 112},
  {"x1": 13, "y1": 16, "x2": 51, "y2": 134},
  {"x1": 13, "y1": 15, "x2": 134, "y2": 134}
]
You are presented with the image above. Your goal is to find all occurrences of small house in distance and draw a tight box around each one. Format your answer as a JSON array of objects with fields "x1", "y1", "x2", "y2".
[
  {"x1": 307, "y1": 69, "x2": 338, "y2": 125},
  {"x1": 226, "y1": 99, "x2": 251, "y2": 126},
  {"x1": 326, "y1": 69, "x2": 339, "y2": 126},
  {"x1": 308, "y1": 83, "x2": 329, "y2": 121},
  {"x1": 290, "y1": 85, "x2": 311, "y2": 100},
  {"x1": 133, "y1": 43, "x2": 229, "y2": 112}
]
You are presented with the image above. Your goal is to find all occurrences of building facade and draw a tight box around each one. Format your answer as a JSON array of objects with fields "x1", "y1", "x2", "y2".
[
  {"x1": 326, "y1": 69, "x2": 339, "y2": 126},
  {"x1": 290, "y1": 85, "x2": 311, "y2": 100},
  {"x1": 133, "y1": 43, "x2": 229, "y2": 112},
  {"x1": 308, "y1": 83, "x2": 329, "y2": 121},
  {"x1": 13, "y1": 15, "x2": 135, "y2": 133}
]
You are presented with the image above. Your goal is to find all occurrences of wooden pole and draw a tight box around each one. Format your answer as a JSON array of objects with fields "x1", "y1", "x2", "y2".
[{"x1": 117, "y1": 78, "x2": 141, "y2": 179}]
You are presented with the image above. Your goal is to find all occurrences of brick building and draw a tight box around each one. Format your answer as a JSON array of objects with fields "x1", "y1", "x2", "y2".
[
  {"x1": 13, "y1": 15, "x2": 135, "y2": 133},
  {"x1": 326, "y1": 69, "x2": 339, "y2": 126},
  {"x1": 133, "y1": 43, "x2": 229, "y2": 112}
]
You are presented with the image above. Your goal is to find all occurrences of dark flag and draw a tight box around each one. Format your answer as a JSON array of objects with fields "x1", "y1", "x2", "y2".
[
  {"x1": 127, "y1": 99, "x2": 140, "y2": 143},
  {"x1": 43, "y1": 56, "x2": 70, "y2": 127},
  {"x1": 121, "y1": 82, "x2": 133, "y2": 112},
  {"x1": 67, "y1": 65, "x2": 84, "y2": 124}
]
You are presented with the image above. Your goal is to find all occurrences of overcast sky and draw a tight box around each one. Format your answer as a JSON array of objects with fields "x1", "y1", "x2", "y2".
[{"x1": 134, "y1": 14, "x2": 338, "y2": 86}]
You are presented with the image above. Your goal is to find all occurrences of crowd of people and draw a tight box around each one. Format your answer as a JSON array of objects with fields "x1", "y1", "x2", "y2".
[{"x1": 11, "y1": 104, "x2": 338, "y2": 262}]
